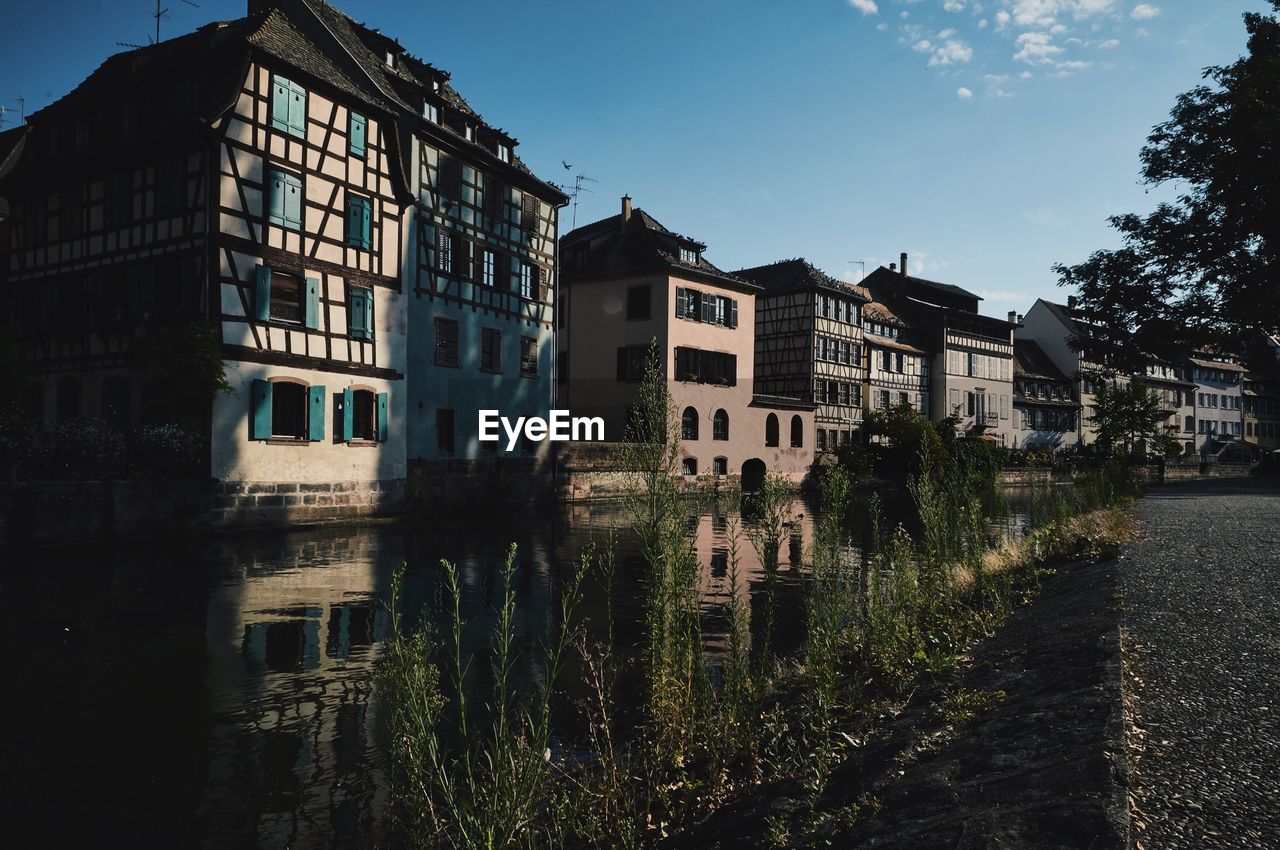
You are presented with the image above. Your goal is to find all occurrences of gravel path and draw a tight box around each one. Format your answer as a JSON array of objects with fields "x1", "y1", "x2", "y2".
[{"x1": 1121, "y1": 478, "x2": 1280, "y2": 849}]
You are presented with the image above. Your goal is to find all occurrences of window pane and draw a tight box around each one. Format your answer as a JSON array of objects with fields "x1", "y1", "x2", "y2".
[{"x1": 270, "y1": 274, "x2": 302, "y2": 323}]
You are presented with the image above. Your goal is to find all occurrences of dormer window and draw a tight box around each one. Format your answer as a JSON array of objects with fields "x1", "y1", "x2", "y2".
[
  {"x1": 385, "y1": 50, "x2": 396, "y2": 67},
  {"x1": 432, "y1": 79, "x2": 441, "y2": 92},
  {"x1": 678, "y1": 246, "x2": 698, "y2": 264},
  {"x1": 497, "y1": 143, "x2": 510, "y2": 163},
  {"x1": 423, "y1": 101, "x2": 439, "y2": 123},
  {"x1": 464, "y1": 124, "x2": 474, "y2": 142}
]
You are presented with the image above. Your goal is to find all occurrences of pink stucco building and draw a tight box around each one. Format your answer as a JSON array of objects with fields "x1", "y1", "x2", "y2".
[{"x1": 560, "y1": 197, "x2": 815, "y2": 485}]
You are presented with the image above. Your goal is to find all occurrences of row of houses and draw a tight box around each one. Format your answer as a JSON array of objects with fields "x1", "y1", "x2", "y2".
[{"x1": 2, "y1": 0, "x2": 1276, "y2": 521}]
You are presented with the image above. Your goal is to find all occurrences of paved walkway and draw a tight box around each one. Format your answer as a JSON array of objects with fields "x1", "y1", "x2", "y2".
[{"x1": 1122, "y1": 478, "x2": 1280, "y2": 849}]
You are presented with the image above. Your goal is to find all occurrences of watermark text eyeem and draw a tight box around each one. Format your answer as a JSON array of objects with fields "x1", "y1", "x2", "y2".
[{"x1": 478, "y1": 410, "x2": 605, "y2": 451}]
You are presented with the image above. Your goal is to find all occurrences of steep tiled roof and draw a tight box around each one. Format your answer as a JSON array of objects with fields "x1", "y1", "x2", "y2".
[
  {"x1": 733, "y1": 259, "x2": 870, "y2": 300},
  {"x1": 561, "y1": 208, "x2": 758, "y2": 292},
  {"x1": 299, "y1": 0, "x2": 563, "y2": 197},
  {"x1": 1014, "y1": 339, "x2": 1069, "y2": 382}
]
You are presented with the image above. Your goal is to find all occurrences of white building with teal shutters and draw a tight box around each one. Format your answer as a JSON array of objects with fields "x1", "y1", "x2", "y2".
[{"x1": 0, "y1": 0, "x2": 565, "y2": 522}]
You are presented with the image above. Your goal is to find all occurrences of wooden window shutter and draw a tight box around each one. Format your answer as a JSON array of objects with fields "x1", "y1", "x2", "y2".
[
  {"x1": 254, "y1": 265, "x2": 271, "y2": 322},
  {"x1": 304, "y1": 276, "x2": 320, "y2": 329},
  {"x1": 284, "y1": 174, "x2": 302, "y2": 229},
  {"x1": 730, "y1": 299, "x2": 739, "y2": 328},
  {"x1": 675, "y1": 287, "x2": 687, "y2": 318},
  {"x1": 440, "y1": 154, "x2": 462, "y2": 200},
  {"x1": 342, "y1": 387, "x2": 355, "y2": 441},
  {"x1": 288, "y1": 81, "x2": 307, "y2": 137},
  {"x1": 522, "y1": 192, "x2": 538, "y2": 236},
  {"x1": 363, "y1": 289, "x2": 374, "y2": 338},
  {"x1": 483, "y1": 175, "x2": 501, "y2": 217},
  {"x1": 617, "y1": 348, "x2": 628, "y2": 382},
  {"x1": 251, "y1": 379, "x2": 272, "y2": 439},
  {"x1": 271, "y1": 78, "x2": 291, "y2": 130},
  {"x1": 308, "y1": 385, "x2": 326, "y2": 441},
  {"x1": 727, "y1": 353, "x2": 738, "y2": 386},
  {"x1": 350, "y1": 112, "x2": 367, "y2": 157},
  {"x1": 376, "y1": 393, "x2": 389, "y2": 442},
  {"x1": 536, "y1": 266, "x2": 548, "y2": 302}
]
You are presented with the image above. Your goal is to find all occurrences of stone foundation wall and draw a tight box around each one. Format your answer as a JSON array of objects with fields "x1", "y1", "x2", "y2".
[
  {"x1": 407, "y1": 457, "x2": 555, "y2": 512},
  {"x1": 0, "y1": 478, "x2": 407, "y2": 547}
]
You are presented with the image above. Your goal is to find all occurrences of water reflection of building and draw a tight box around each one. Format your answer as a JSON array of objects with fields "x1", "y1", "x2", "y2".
[{"x1": 201, "y1": 532, "x2": 394, "y2": 849}]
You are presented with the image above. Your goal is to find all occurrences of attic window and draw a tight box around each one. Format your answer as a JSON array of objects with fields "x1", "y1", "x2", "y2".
[
  {"x1": 497, "y1": 143, "x2": 510, "y2": 163},
  {"x1": 423, "y1": 101, "x2": 439, "y2": 123},
  {"x1": 385, "y1": 50, "x2": 395, "y2": 67},
  {"x1": 432, "y1": 79, "x2": 441, "y2": 92},
  {"x1": 679, "y1": 246, "x2": 699, "y2": 264},
  {"x1": 464, "y1": 124, "x2": 475, "y2": 142}
]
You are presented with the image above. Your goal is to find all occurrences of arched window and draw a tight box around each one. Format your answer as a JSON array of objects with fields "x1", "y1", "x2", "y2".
[
  {"x1": 713, "y1": 456, "x2": 728, "y2": 476},
  {"x1": 765, "y1": 413, "x2": 779, "y2": 447},
  {"x1": 682, "y1": 457, "x2": 697, "y2": 475},
  {"x1": 681, "y1": 406, "x2": 699, "y2": 441},
  {"x1": 713, "y1": 409, "x2": 729, "y2": 441},
  {"x1": 790, "y1": 415, "x2": 803, "y2": 448}
]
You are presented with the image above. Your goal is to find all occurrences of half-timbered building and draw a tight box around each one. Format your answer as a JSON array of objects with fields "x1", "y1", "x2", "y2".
[
  {"x1": 735, "y1": 259, "x2": 869, "y2": 453},
  {"x1": 0, "y1": 0, "x2": 567, "y2": 520},
  {"x1": 1011, "y1": 338, "x2": 1079, "y2": 451},
  {"x1": 862, "y1": 295, "x2": 931, "y2": 430},
  {"x1": 862, "y1": 259, "x2": 1017, "y2": 444},
  {"x1": 561, "y1": 198, "x2": 814, "y2": 484}
]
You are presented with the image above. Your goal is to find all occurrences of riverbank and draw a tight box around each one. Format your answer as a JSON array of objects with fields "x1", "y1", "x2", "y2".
[{"x1": 663, "y1": 509, "x2": 1137, "y2": 849}]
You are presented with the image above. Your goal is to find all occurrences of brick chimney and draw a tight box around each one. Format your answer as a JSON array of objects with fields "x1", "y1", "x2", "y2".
[
  {"x1": 1008, "y1": 310, "x2": 1017, "y2": 324},
  {"x1": 621, "y1": 195, "x2": 632, "y2": 223},
  {"x1": 899, "y1": 252, "x2": 908, "y2": 276}
]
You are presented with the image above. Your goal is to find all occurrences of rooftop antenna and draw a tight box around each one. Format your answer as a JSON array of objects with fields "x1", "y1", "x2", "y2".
[
  {"x1": 848, "y1": 260, "x2": 866, "y2": 280},
  {"x1": 566, "y1": 172, "x2": 597, "y2": 230}
]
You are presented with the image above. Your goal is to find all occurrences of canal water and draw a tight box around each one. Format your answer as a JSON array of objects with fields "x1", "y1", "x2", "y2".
[{"x1": 0, "y1": 489, "x2": 1031, "y2": 848}]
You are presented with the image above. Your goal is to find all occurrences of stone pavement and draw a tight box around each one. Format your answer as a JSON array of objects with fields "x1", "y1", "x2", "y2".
[{"x1": 1121, "y1": 478, "x2": 1280, "y2": 849}]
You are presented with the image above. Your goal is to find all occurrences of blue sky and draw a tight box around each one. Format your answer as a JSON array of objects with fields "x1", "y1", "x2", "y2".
[{"x1": 1, "y1": 1, "x2": 1267, "y2": 318}]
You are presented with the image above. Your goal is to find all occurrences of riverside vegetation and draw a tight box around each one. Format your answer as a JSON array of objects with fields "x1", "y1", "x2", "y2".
[{"x1": 377, "y1": 347, "x2": 1142, "y2": 849}]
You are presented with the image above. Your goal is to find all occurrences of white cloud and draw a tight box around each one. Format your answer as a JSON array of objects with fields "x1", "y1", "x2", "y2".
[
  {"x1": 979, "y1": 289, "x2": 1032, "y2": 303},
  {"x1": 847, "y1": 0, "x2": 879, "y2": 14},
  {"x1": 930, "y1": 38, "x2": 974, "y2": 65},
  {"x1": 995, "y1": 9, "x2": 1011, "y2": 28},
  {"x1": 1097, "y1": 38, "x2": 1120, "y2": 48},
  {"x1": 877, "y1": 21, "x2": 889, "y2": 30},
  {"x1": 1013, "y1": 30, "x2": 1065, "y2": 64},
  {"x1": 1130, "y1": 3, "x2": 1160, "y2": 20},
  {"x1": 939, "y1": 28, "x2": 957, "y2": 38},
  {"x1": 978, "y1": 18, "x2": 989, "y2": 27},
  {"x1": 957, "y1": 86, "x2": 974, "y2": 98},
  {"x1": 943, "y1": 0, "x2": 966, "y2": 11},
  {"x1": 1020, "y1": 69, "x2": 1034, "y2": 78},
  {"x1": 913, "y1": 38, "x2": 934, "y2": 52}
]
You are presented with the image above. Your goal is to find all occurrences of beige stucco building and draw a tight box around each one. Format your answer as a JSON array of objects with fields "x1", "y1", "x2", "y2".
[{"x1": 561, "y1": 198, "x2": 814, "y2": 484}]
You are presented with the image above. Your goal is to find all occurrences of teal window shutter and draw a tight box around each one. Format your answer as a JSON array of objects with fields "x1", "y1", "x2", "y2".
[
  {"x1": 350, "y1": 112, "x2": 366, "y2": 157},
  {"x1": 268, "y1": 169, "x2": 286, "y2": 225},
  {"x1": 362, "y1": 199, "x2": 372, "y2": 248},
  {"x1": 251, "y1": 379, "x2": 273, "y2": 439},
  {"x1": 346, "y1": 198, "x2": 358, "y2": 246},
  {"x1": 308, "y1": 385, "x2": 326, "y2": 441},
  {"x1": 342, "y1": 387, "x2": 354, "y2": 441},
  {"x1": 285, "y1": 173, "x2": 302, "y2": 229},
  {"x1": 254, "y1": 264, "x2": 271, "y2": 321},
  {"x1": 288, "y1": 80, "x2": 307, "y2": 138},
  {"x1": 349, "y1": 287, "x2": 373, "y2": 340},
  {"x1": 376, "y1": 392, "x2": 388, "y2": 442},
  {"x1": 271, "y1": 77, "x2": 291, "y2": 132},
  {"x1": 363, "y1": 288, "x2": 374, "y2": 339},
  {"x1": 304, "y1": 276, "x2": 320, "y2": 329}
]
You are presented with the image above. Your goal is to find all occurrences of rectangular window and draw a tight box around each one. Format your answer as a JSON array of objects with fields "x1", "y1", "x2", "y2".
[
  {"x1": 678, "y1": 246, "x2": 698, "y2": 263},
  {"x1": 434, "y1": 317, "x2": 459, "y2": 366},
  {"x1": 482, "y1": 249, "x2": 496, "y2": 286},
  {"x1": 346, "y1": 195, "x2": 372, "y2": 249},
  {"x1": 268, "y1": 169, "x2": 302, "y2": 230},
  {"x1": 349, "y1": 112, "x2": 367, "y2": 157},
  {"x1": 618, "y1": 345, "x2": 648, "y2": 382},
  {"x1": 437, "y1": 229, "x2": 453, "y2": 272},
  {"x1": 520, "y1": 263, "x2": 534, "y2": 299},
  {"x1": 271, "y1": 381, "x2": 307, "y2": 439},
  {"x1": 269, "y1": 272, "x2": 302, "y2": 324},
  {"x1": 271, "y1": 75, "x2": 307, "y2": 138},
  {"x1": 424, "y1": 100, "x2": 439, "y2": 124},
  {"x1": 627, "y1": 285, "x2": 652, "y2": 320},
  {"x1": 520, "y1": 336, "x2": 538, "y2": 377},
  {"x1": 497, "y1": 143, "x2": 510, "y2": 163},
  {"x1": 437, "y1": 408, "x2": 455, "y2": 452},
  {"x1": 481, "y1": 327, "x2": 502, "y2": 372},
  {"x1": 348, "y1": 286, "x2": 373, "y2": 340}
]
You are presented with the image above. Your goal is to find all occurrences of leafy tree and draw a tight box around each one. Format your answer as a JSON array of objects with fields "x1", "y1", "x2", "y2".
[
  {"x1": 1088, "y1": 377, "x2": 1167, "y2": 457},
  {"x1": 132, "y1": 320, "x2": 232, "y2": 434},
  {"x1": 1055, "y1": 3, "x2": 1280, "y2": 367},
  {"x1": 858, "y1": 403, "x2": 948, "y2": 480}
]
